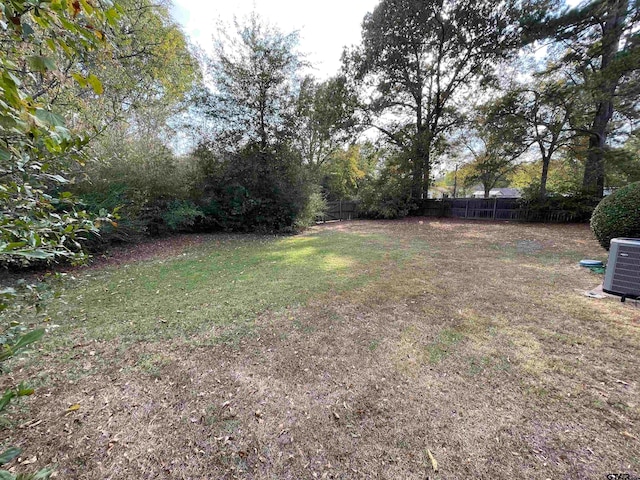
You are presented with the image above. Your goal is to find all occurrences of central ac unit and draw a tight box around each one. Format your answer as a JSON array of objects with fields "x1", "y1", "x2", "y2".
[{"x1": 604, "y1": 238, "x2": 640, "y2": 302}]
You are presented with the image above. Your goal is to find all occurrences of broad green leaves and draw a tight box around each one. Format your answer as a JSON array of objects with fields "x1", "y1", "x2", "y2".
[
  {"x1": 0, "y1": 4, "x2": 120, "y2": 479},
  {"x1": 26, "y1": 55, "x2": 56, "y2": 72},
  {"x1": 34, "y1": 109, "x2": 65, "y2": 127},
  {"x1": 0, "y1": 329, "x2": 44, "y2": 363},
  {"x1": 86, "y1": 74, "x2": 103, "y2": 95},
  {"x1": 0, "y1": 448, "x2": 20, "y2": 466},
  {"x1": 0, "y1": 0, "x2": 117, "y2": 264}
]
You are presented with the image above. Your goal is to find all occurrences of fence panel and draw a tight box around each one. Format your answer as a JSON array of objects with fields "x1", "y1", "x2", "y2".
[
  {"x1": 323, "y1": 201, "x2": 359, "y2": 221},
  {"x1": 320, "y1": 198, "x2": 587, "y2": 223},
  {"x1": 412, "y1": 198, "x2": 586, "y2": 223}
]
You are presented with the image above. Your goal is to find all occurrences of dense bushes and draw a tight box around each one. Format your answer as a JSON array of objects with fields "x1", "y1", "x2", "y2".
[
  {"x1": 591, "y1": 181, "x2": 640, "y2": 249},
  {"x1": 519, "y1": 191, "x2": 599, "y2": 223},
  {"x1": 295, "y1": 189, "x2": 327, "y2": 229},
  {"x1": 72, "y1": 141, "x2": 323, "y2": 248},
  {"x1": 162, "y1": 201, "x2": 205, "y2": 232},
  {"x1": 358, "y1": 173, "x2": 413, "y2": 219},
  {"x1": 73, "y1": 137, "x2": 197, "y2": 245},
  {"x1": 194, "y1": 145, "x2": 314, "y2": 232}
]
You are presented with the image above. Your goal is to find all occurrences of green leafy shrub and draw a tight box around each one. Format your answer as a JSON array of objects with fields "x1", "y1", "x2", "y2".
[
  {"x1": 162, "y1": 201, "x2": 205, "y2": 232},
  {"x1": 73, "y1": 141, "x2": 197, "y2": 245},
  {"x1": 591, "y1": 181, "x2": 640, "y2": 249},
  {"x1": 193, "y1": 145, "x2": 309, "y2": 232},
  {"x1": 76, "y1": 138, "x2": 314, "y2": 239},
  {"x1": 77, "y1": 185, "x2": 141, "y2": 251},
  {"x1": 359, "y1": 174, "x2": 413, "y2": 219},
  {"x1": 519, "y1": 191, "x2": 598, "y2": 223},
  {"x1": 295, "y1": 188, "x2": 327, "y2": 229}
]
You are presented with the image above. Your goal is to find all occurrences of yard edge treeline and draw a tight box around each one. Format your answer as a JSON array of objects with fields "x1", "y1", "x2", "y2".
[
  {"x1": 2, "y1": 0, "x2": 640, "y2": 271},
  {"x1": 346, "y1": 0, "x2": 638, "y2": 213}
]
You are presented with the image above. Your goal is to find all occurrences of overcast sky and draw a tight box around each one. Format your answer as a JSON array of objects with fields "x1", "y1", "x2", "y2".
[{"x1": 170, "y1": 0, "x2": 380, "y2": 79}]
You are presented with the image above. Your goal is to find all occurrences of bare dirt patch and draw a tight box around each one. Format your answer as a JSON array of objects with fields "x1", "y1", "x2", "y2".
[{"x1": 2, "y1": 220, "x2": 638, "y2": 479}]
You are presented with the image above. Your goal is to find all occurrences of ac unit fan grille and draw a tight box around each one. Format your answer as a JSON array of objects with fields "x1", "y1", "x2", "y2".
[{"x1": 611, "y1": 245, "x2": 640, "y2": 295}]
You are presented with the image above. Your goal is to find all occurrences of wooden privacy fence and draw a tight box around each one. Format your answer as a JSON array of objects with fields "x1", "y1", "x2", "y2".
[
  {"x1": 319, "y1": 198, "x2": 590, "y2": 223},
  {"x1": 321, "y1": 200, "x2": 359, "y2": 221},
  {"x1": 418, "y1": 198, "x2": 521, "y2": 220},
  {"x1": 412, "y1": 198, "x2": 588, "y2": 223}
]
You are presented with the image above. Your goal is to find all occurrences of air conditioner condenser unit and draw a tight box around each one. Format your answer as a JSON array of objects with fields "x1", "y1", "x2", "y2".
[{"x1": 604, "y1": 238, "x2": 640, "y2": 302}]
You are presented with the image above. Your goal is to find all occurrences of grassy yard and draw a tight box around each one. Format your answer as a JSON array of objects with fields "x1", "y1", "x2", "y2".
[{"x1": 2, "y1": 219, "x2": 639, "y2": 479}]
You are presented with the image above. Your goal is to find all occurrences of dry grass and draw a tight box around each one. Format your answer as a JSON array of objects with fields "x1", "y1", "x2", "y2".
[{"x1": 2, "y1": 219, "x2": 639, "y2": 479}]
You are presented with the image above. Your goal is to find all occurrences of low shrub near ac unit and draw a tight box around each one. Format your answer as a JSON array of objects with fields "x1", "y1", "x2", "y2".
[{"x1": 591, "y1": 181, "x2": 640, "y2": 250}]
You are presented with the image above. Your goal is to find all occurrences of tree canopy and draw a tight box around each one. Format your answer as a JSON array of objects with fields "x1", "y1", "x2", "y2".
[
  {"x1": 2, "y1": 0, "x2": 639, "y2": 261},
  {"x1": 526, "y1": 0, "x2": 640, "y2": 197},
  {"x1": 346, "y1": 0, "x2": 526, "y2": 200},
  {"x1": 202, "y1": 13, "x2": 304, "y2": 151}
]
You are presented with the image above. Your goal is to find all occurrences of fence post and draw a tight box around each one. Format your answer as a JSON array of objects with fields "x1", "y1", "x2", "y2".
[
  {"x1": 492, "y1": 197, "x2": 498, "y2": 219},
  {"x1": 465, "y1": 199, "x2": 469, "y2": 218},
  {"x1": 339, "y1": 200, "x2": 342, "y2": 221}
]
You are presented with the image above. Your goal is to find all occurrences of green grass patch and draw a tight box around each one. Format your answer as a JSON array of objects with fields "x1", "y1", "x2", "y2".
[
  {"x1": 427, "y1": 328, "x2": 464, "y2": 363},
  {"x1": 48, "y1": 231, "x2": 412, "y2": 343},
  {"x1": 467, "y1": 354, "x2": 512, "y2": 376},
  {"x1": 136, "y1": 353, "x2": 172, "y2": 378}
]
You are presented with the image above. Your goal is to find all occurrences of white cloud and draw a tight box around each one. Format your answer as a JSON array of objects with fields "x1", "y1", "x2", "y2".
[{"x1": 170, "y1": 0, "x2": 379, "y2": 79}]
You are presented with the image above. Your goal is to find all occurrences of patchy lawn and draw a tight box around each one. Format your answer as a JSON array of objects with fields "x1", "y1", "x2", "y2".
[{"x1": 1, "y1": 219, "x2": 639, "y2": 479}]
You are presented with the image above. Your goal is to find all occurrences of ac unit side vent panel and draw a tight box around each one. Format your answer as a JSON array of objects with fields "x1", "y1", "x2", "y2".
[{"x1": 607, "y1": 242, "x2": 640, "y2": 297}]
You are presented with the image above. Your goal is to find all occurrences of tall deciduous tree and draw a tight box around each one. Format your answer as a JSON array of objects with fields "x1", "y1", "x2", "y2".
[
  {"x1": 463, "y1": 106, "x2": 532, "y2": 198},
  {"x1": 203, "y1": 13, "x2": 304, "y2": 151},
  {"x1": 294, "y1": 75, "x2": 359, "y2": 173},
  {"x1": 528, "y1": 0, "x2": 639, "y2": 196},
  {"x1": 347, "y1": 0, "x2": 524, "y2": 200},
  {"x1": 59, "y1": 0, "x2": 199, "y2": 146},
  {"x1": 487, "y1": 79, "x2": 574, "y2": 198},
  {"x1": 322, "y1": 143, "x2": 379, "y2": 200},
  {"x1": 188, "y1": 14, "x2": 318, "y2": 232}
]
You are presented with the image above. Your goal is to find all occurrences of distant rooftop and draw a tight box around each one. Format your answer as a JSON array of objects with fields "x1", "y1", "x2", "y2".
[{"x1": 471, "y1": 188, "x2": 522, "y2": 198}]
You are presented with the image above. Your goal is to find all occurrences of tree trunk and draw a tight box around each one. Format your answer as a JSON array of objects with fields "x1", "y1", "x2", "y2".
[
  {"x1": 413, "y1": 125, "x2": 431, "y2": 200},
  {"x1": 582, "y1": 118, "x2": 609, "y2": 197},
  {"x1": 258, "y1": 91, "x2": 268, "y2": 151},
  {"x1": 581, "y1": 0, "x2": 628, "y2": 197},
  {"x1": 453, "y1": 164, "x2": 458, "y2": 198},
  {"x1": 411, "y1": 155, "x2": 424, "y2": 200},
  {"x1": 420, "y1": 146, "x2": 431, "y2": 200},
  {"x1": 259, "y1": 108, "x2": 267, "y2": 150},
  {"x1": 539, "y1": 153, "x2": 550, "y2": 199},
  {"x1": 412, "y1": 106, "x2": 425, "y2": 200}
]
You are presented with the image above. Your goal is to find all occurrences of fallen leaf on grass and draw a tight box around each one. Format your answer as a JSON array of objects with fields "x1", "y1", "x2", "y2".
[
  {"x1": 65, "y1": 404, "x2": 80, "y2": 413},
  {"x1": 427, "y1": 449, "x2": 438, "y2": 472}
]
